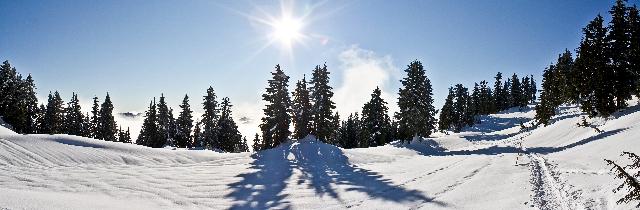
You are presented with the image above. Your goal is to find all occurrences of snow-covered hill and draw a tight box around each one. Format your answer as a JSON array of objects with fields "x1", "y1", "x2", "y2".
[{"x1": 1, "y1": 101, "x2": 638, "y2": 209}]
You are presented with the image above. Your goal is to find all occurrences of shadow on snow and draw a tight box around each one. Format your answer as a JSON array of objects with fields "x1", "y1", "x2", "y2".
[{"x1": 226, "y1": 140, "x2": 447, "y2": 209}]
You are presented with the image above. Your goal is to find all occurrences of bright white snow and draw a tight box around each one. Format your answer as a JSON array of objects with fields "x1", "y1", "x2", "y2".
[{"x1": 1, "y1": 101, "x2": 639, "y2": 209}]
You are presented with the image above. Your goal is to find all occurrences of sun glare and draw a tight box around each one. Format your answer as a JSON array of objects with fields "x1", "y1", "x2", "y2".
[{"x1": 272, "y1": 16, "x2": 303, "y2": 47}]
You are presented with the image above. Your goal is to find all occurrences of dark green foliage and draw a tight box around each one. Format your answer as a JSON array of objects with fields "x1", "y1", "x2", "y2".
[
  {"x1": 309, "y1": 64, "x2": 336, "y2": 143},
  {"x1": 395, "y1": 60, "x2": 436, "y2": 141},
  {"x1": 42, "y1": 91, "x2": 65, "y2": 134},
  {"x1": 493, "y1": 72, "x2": 508, "y2": 111},
  {"x1": 438, "y1": 88, "x2": 455, "y2": 131},
  {"x1": 118, "y1": 126, "x2": 132, "y2": 143},
  {"x1": 477, "y1": 80, "x2": 496, "y2": 115},
  {"x1": 535, "y1": 64, "x2": 560, "y2": 125},
  {"x1": 555, "y1": 50, "x2": 577, "y2": 103},
  {"x1": 605, "y1": 151, "x2": 640, "y2": 208},
  {"x1": 630, "y1": 6, "x2": 640, "y2": 95},
  {"x1": 337, "y1": 113, "x2": 366, "y2": 149},
  {"x1": 0, "y1": 61, "x2": 39, "y2": 134},
  {"x1": 292, "y1": 75, "x2": 312, "y2": 139},
  {"x1": 90, "y1": 96, "x2": 100, "y2": 138},
  {"x1": 216, "y1": 97, "x2": 243, "y2": 152},
  {"x1": 259, "y1": 64, "x2": 292, "y2": 150},
  {"x1": 510, "y1": 74, "x2": 524, "y2": 108},
  {"x1": 22, "y1": 74, "x2": 39, "y2": 134},
  {"x1": 175, "y1": 94, "x2": 193, "y2": 148},
  {"x1": 97, "y1": 93, "x2": 117, "y2": 141},
  {"x1": 201, "y1": 86, "x2": 220, "y2": 149},
  {"x1": 608, "y1": 0, "x2": 633, "y2": 108},
  {"x1": 452, "y1": 84, "x2": 472, "y2": 132},
  {"x1": 137, "y1": 99, "x2": 161, "y2": 147},
  {"x1": 64, "y1": 93, "x2": 85, "y2": 136},
  {"x1": 156, "y1": 94, "x2": 172, "y2": 146},
  {"x1": 361, "y1": 87, "x2": 392, "y2": 147},
  {"x1": 192, "y1": 121, "x2": 203, "y2": 148},
  {"x1": 251, "y1": 133, "x2": 262, "y2": 152}
]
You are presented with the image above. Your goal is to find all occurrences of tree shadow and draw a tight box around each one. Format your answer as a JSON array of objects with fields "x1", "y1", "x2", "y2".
[
  {"x1": 226, "y1": 146, "x2": 294, "y2": 210},
  {"x1": 395, "y1": 128, "x2": 627, "y2": 157},
  {"x1": 463, "y1": 115, "x2": 530, "y2": 134},
  {"x1": 227, "y1": 140, "x2": 448, "y2": 209}
]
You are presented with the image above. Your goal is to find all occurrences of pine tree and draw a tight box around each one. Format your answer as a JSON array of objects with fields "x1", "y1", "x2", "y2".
[
  {"x1": 42, "y1": 91, "x2": 65, "y2": 134},
  {"x1": 192, "y1": 121, "x2": 203, "y2": 148},
  {"x1": 535, "y1": 64, "x2": 560, "y2": 125},
  {"x1": 97, "y1": 93, "x2": 117, "y2": 141},
  {"x1": 493, "y1": 72, "x2": 507, "y2": 111},
  {"x1": 521, "y1": 76, "x2": 531, "y2": 106},
  {"x1": 555, "y1": 50, "x2": 577, "y2": 103},
  {"x1": 395, "y1": 60, "x2": 436, "y2": 142},
  {"x1": 64, "y1": 93, "x2": 85, "y2": 136},
  {"x1": 252, "y1": 133, "x2": 262, "y2": 152},
  {"x1": 629, "y1": 5, "x2": 640, "y2": 95},
  {"x1": 35, "y1": 104, "x2": 46, "y2": 133},
  {"x1": 237, "y1": 136, "x2": 249, "y2": 152},
  {"x1": 138, "y1": 99, "x2": 160, "y2": 147},
  {"x1": 89, "y1": 96, "x2": 100, "y2": 138},
  {"x1": 337, "y1": 113, "x2": 364, "y2": 149},
  {"x1": 309, "y1": 64, "x2": 336, "y2": 142},
  {"x1": 470, "y1": 83, "x2": 480, "y2": 117},
  {"x1": 504, "y1": 78, "x2": 512, "y2": 108},
  {"x1": 575, "y1": 15, "x2": 616, "y2": 117},
  {"x1": 201, "y1": 86, "x2": 220, "y2": 150},
  {"x1": 605, "y1": 152, "x2": 640, "y2": 207},
  {"x1": 438, "y1": 87, "x2": 455, "y2": 131},
  {"x1": 0, "y1": 61, "x2": 20, "y2": 129},
  {"x1": 608, "y1": 0, "x2": 633, "y2": 108},
  {"x1": 510, "y1": 73, "x2": 523, "y2": 108},
  {"x1": 81, "y1": 112, "x2": 91, "y2": 137},
  {"x1": 361, "y1": 87, "x2": 392, "y2": 147},
  {"x1": 156, "y1": 94, "x2": 172, "y2": 146},
  {"x1": 478, "y1": 80, "x2": 495, "y2": 114},
  {"x1": 530, "y1": 76, "x2": 538, "y2": 103},
  {"x1": 452, "y1": 84, "x2": 470, "y2": 132},
  {"x1": 21, "y1": 74, "x2": 39, "y2": 134},
  {"x1": 292, "y1": 75, "x2": 312, "y2": 139},
  {"x1": 217, "y1": 97, "x2": 243, "y2": 152},
  {"x1": 327, "y1": 112, "x2": 341, "y2": 144},
  {"x1": 260, "y1": 64, "x2": 292, "y2": 149},
  {"x1": 175, "y1": 94, "x2": 193, "y2": 148}
]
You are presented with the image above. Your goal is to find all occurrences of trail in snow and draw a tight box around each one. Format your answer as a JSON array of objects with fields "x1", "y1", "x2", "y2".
[{"x1": 528, "y1": 153, "x2": 585, "y2": 210}]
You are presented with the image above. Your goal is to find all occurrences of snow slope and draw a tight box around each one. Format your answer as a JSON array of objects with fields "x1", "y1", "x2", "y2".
[{"x1": 1, "y1": 101, "x2": 639, "y2": 209}]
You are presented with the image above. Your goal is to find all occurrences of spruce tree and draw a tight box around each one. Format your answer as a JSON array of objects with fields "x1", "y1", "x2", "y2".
[
  {"x1": 510, "y1": 73, "x2": 523, "y2": 108},
  {"x1": 556, "y1": 50, "x2": 577, "y2": 103},
  {"x1": 309, "y1": 64, "x2": 336, "y2": 142},
  {"x1": 259, "y1": 64, "x2": 292, "y2": 149},
  {"x1": 452, "y1": 84, "x2": 471, "y2": 132},
  {"x1": 90, "y1": 96, "x2": 100, "y2": 138},
  {"x1": 521, "y1": 76, "x2": 531, "y2": 106},
  {"x1": 217, "y1": 97, "x2": 243, "y2": 152},
  {"x1": 237, "y1": 136, "x2": 249, "y2": 152},
  {"x1": 628, "y1": 5, "x2": 640, "y2": 95},
  {"x1": 395, "y1": 60, "x2": 436, "y2": 141},
  {"x1": 0, "y1": 61, "x2": 20, "y2": 129},
  {"x1": 201, "y1": 86, "x2": 220, "y2": 150},
  {"x1": 607, "y1": 0, "x2": 633, "y2": 108},
  {"x1": 535, "y1": 64, "x2": 560, "y2": 125},
  {"x1": 65, "y1": 93, "x2": 85, "y2": 136},
  {"x1": 156, "y1": 94, "x2": 172, "y2": 146},
  {"x1": 493, "y1": 72, "x2": 507, "y2": 111},
  {"x1": 470, "y1": 83, "x2": 480, "y2": 117},
  {"x1": 478, "y1": 80, "x2": 495, "y2": 114},
  {"x1": 252, "y1": 133, "x2": 262, "y2": 152},
  {"x1": 175, "y1": 94, "x2": 193, "y2": 148},
  {"x1": 337, "y1": 113, "x2": 364, "y2": 149},
  {"x1": 97, "y1": 93, "x2": 117, "y2": 141},
  {"x1": 192, "y1": 121, "x2": 203, "y2": 148},
  {"x1": 81, "y1": 112, "x2": 91, "y2": 137},
  {"x1": 504, "y1": 78, "x2": 512, "y2": 108},
  {"x1": 43, "y1": 91, "x2": 66, "y2": 134},
  {"x1": 292, "y1": 75, "x2": 312, "y2": 139},
  {"x1": 361, "y1": 87, "x2": 392, "y2": 147},
  {"x1": 438, "y1": 87, "x2": 455, "y2": 131},
  {"x1": 35, "y1": 104, "x2": 46, "y2": 133},
  {"x1": 138, "y1": 99, "x2": 160, "y2": 147},
  {"x1": 22, "y1": 74, "x2": 39, "y2": 134}
]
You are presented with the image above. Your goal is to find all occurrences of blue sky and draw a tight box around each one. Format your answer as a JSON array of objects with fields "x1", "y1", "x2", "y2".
[{"x1": 0, "y1": 0, "x2": 633, "y2": 136}]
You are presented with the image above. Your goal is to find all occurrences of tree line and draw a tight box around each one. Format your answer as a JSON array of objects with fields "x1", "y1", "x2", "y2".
[{"x1": 535, "y1": 0, "x2": 640, "y2": 125}]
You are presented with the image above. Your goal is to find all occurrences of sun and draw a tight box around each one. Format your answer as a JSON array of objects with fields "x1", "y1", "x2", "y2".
[{"x1": 271, "y1": 16, "x2": 303, "y2": 47}]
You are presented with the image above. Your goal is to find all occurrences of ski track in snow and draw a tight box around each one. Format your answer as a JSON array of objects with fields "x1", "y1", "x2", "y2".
[{"x1": 528, "y1": 153, "x2": 586, "y2": 210}]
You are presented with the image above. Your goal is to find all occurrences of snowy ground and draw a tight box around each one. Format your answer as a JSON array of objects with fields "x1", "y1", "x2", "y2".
[{"x1": 1, "y1": 101, "x2": 638, "y2": 209}]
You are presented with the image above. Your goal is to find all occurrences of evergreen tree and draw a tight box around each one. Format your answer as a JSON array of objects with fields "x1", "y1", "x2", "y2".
[
  {"x1": 469, "y1": 83, "x2": 480, "y2": 117},
  {"x1": 504, "y1": 78, "x2": 512, "y2": 108},
  {"x1": 607, "y1": 0, "x2": 633, "y2": 108},
  {"x1": 97, "y1": 93, "x2": 117, "y2": 141},
  {"x1": 452, "y1": 84, "x2": 471, "y2": 132},
  {"x1": 0, "y1": 61, "x2": 21, "y2": 130},
  {"x1": 309, "y1": 64, "x2": 336, "y2": 142},
  {"x1": 237, "y1": 136, "x2": 249, "y2": 152},
  {"x1": 478, "y1": 80, "x2": 495, "y2": 114},
  {"x1": 90, "y1": 96, "x2": 100, "y2": 138},
  {"x1": 327, "y1": 112, "x2": 341, "y2": 144},
  {"x1": 42, "y1": 91, "x2": 65, "y2": 134},
  {"x1": 510, "y1": 73, "x2": 524, "y2": 107},
  {"x1": 395, "y1": 61, "x2": 436, "y2": 142},
  {"x1": 605, "y1": 152, "x2": 640, "y2": 207},
  {"x1": 156, "y1": 94, "x2": 172, "y2": 146},
  {"x1": 438, "y1": 87, "x2": 455, "y2": 131},
  {"x1": 35, "y1": 104, "x2": 46, "y2": 133},
  {"x1": 192, "y1": 121, "x2": 203, "y2": 148},
  {"x1": 361, "y1": 87, "x2": 392, "y2": 147},
  {"x1": 575, "y1": 15, "x2": 616, "y2": 117},
  {"x1": 535, "y1": 64, "x2": 560, "y2": 125},
  {"x1": 530, "y1": 76, "x2": 538, "y2": 103},
  {"x1": 201, "y1": 86, "x2": 220, "y2": 150},
  {"x1": 137, "y1": 99, "x2": 160, "y2": 147},
  {"x1": 629, "y1": 5, "x2": 640, "y2": 95},
  {"x1": 217, "y1": 97, "x2": 243, "y2": 152},
  {"x1": 292, "y1": 75, "x2": 312, "y2": 139},
  {"x1": 175, "y1": 94, "x2": 193, "y2": 148},
  {"x1": 337, "y1": 113, "x2": 365, "y2": 149},
  {"x1": 493, "y1": 72, "x2": 507, "y2": 111},
  {"x1": 555, "y1": 50, "x2": 577, "y2": 103},
  {"x1": 22, "y1": 74, "x2": 39, "y2": 134},
  {"x1": 64, "y1": 93, "x2": 85, "y2": 136},
  {"x1": 521, "y1": 76, "x2": 531, "y2": 106},
  {"x1": 259, "y1": 64, "x2": 292, "y2": 149},
  {"x1": 81, "y1": 112, "x2": 91, "y2": 137},
  {"x1": 252, "y1": 133, "x2": 262, "y2": 152}
]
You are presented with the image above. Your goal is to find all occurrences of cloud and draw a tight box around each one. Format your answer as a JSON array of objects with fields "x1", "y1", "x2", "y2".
[{"x1": 334, "y1": 46, "x2": 399, "y2": 118}]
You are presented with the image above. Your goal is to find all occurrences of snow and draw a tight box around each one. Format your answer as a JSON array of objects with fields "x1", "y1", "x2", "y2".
[{"x1": 1, "y1": 100, "x2": 639, "y2": 209}]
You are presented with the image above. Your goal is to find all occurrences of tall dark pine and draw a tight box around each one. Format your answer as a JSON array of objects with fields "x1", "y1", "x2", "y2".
[
  {"x1": 530, "y1": 76, "x2": 537, "y2": 103},
  {"x1": 97, "y1": 93, "x2": 117, "y2": 141},
  {"x1": 0, "y1": 61, "x2": 20, "y2": 129},
  {"x1": 395, "y1": 61, "x2": 436, "y2": 142},
  {"x1": 65, "y1": 93, "x2": 85, "y2": 136},
  {"x1": 607, "y1": 0, "x2": 633, "y2": 108},
  {"x1": 510, "y1": 73, "x2": 523, "y2": 107},
  {"x1": 90, "y1": 96, "x2": 100, "y2": 138},
  {"x1": 438, "y1": 87, "x2": 455, "y2": 131},
  {"x1": 201, "y1": 86, "x2": 220, "y2": 150},
  {"x1": 361, "y1": 87, "x2": 392, "y2": 147},
  {"x1": 259, "y1": 64, "x2": 292, "y2": 150},
  {"x1": 42, "y1": 91, "x2": 65, "y2": 134},
  {"x1": 575, "y1": 15, "x2": 616, "y2": 117},
  {"x1": 192, "y1": 121, "x2": 203, "y2": 148},
  {"x1": 452, "y1": 84, "x2": 471, "y2": 132},
  {"x1": 138, "y1": 99, "x2": 160, "y2": 147},
  {"x1": 520, "y1": 76, "x2": 531, "y2": 107},
  {"x1": 157, "y1": 94, "x2": 172, "y2": 146},
  {"x1": 556, "y1": 50, "x2": 576, "y2": 103},
  {"x1": 292, "y1": 75, "x2": 312, "y2": 139},
  {"x1": 309, "y1": 64, "x2": 336, "y2": 142},
  {"x1": 535, "y1": 64, "x2": 560, "y2": 125},
  {"x1": 478, "y1": 80, "x2": 495, "y2": 114},
  {"x1": 216, "y1": 97, "x2": 243, "y2": 152},
  {"x1": 251, "y1": 133, "x2": 262, "y2": 152},
  {"x1": 629, "y1": 6, "x2": 640, "y2": 95},
  {"x1": 493, "y1": 72, "x2": 507, "y2": 111},
  {"x1": 175, "y1": 94, "x2": 194, "y2": 148},
  {"x1": 22, "y1": 74, "x2": 39, "y2": 134},
  {"x1": 337, "y1": 112, "x2": 365, "y2": 149}
]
